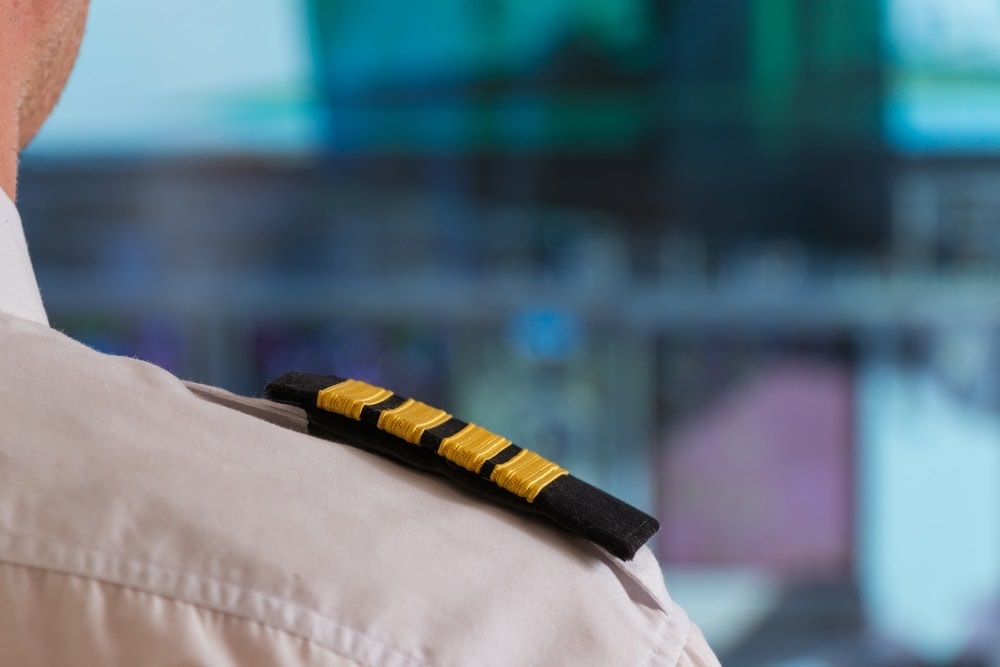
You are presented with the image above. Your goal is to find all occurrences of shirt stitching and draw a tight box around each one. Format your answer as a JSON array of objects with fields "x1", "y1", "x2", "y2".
[
  {"x1": 641, "y1": 608, "x2": 672, "y2": 667},
  {"x1": 0, "y1": 286, "x2": 39, "y2": 313}
]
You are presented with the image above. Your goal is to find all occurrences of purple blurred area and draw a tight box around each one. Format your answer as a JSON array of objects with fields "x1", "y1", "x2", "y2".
[{"x1": 661, "y1": 359, "x2": 852, "y2": 575}]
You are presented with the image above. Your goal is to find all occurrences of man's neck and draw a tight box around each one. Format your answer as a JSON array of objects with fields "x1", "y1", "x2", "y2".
[
  {"x1": 0, "y1": 12, "x2": 23, "y2": 201},
  {"x1": 0, "y1": 105, "x2": 20, "y2": 202}
]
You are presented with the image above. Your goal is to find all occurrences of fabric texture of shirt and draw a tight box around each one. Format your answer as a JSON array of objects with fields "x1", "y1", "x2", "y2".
[{"x1": 0, "y1": 188, "x2": 719, "y2": 666}]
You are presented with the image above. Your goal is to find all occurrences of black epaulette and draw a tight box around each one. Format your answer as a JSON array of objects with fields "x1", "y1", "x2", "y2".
[{"x1": 265, "y1": 371, "x2": 659, "y2": 560}]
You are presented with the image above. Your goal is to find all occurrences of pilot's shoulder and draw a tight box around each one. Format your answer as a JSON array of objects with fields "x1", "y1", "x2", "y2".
[{"x1": 265, "y1": 370, "x2": 660, "y2": 561}]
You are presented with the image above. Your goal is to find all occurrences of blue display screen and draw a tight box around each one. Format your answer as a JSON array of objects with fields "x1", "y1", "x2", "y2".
[{"x1": 885, "y1": 0, "x2": 1000, "y2": 153}]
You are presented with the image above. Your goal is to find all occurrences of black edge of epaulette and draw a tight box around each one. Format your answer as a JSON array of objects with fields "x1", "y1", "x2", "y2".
[
  {"x1": 533, "y1": 476, "x2": 659, "y2": 560},
  {"x1": 266, "y1": 371, "x2": 344, "y2": 406}
]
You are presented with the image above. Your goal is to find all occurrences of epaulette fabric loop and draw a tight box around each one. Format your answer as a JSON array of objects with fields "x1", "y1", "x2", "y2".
[{"x1": 265, "y1": 371, "x2": 659, "y2": 560}]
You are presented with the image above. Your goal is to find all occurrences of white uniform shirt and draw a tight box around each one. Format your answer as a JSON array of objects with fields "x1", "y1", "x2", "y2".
[{"x1": 0, "y1": 189, "x2": 719, "y2": 666}]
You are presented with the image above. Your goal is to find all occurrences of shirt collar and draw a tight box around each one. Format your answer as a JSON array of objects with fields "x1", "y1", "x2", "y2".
[{"x1": 0, "y1": 188, "x2": 49, "y2": 326}]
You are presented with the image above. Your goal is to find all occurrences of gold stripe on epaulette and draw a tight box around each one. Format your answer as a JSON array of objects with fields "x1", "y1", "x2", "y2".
[
  {"x1": 490, "y1": 450, "x2": 568, "y2": 503},
  {"x1": 317, "y1": 379, "x2": 393, "y2": 419},
  {"x1": 438, "y1": 424, "x2": 511, "y2": 474},
  {"x1": 377, "y1": 399, "x2": 451, "y2": 445}
]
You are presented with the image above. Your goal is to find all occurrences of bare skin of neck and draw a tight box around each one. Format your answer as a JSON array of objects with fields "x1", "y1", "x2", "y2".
[
  {"x1": 0, "y1": 129, "x2": 17, "y2": 203},
  {"x1": 0, "y1": 12, "x2": 24, "y2": 200}
]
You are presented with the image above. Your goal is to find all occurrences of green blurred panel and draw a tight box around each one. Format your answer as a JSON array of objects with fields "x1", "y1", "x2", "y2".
[
  {"x1": 749, "y1": 0, "x2": 798, "y2": 148},
  {"x1": 750, "y1": 0, "x2": 798, "y2": 87},
  {"x1": 308, "y1": 0, "x2": 650, "y2": 82},
  {"x1": 747, "y1": 0, "x2": 882, "y2": 149},
  {"x1": 305, "y1": 0, "x2": 654, "y2": 152}
]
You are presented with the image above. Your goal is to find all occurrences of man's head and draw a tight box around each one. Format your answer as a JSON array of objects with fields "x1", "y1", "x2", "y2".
[{"x1": 1, "y1": 0, "x2": 89, "y2": 197}]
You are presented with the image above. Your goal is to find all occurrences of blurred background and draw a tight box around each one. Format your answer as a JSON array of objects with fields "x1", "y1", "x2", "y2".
[{"x1": 18, "y1": 0, "x2": 1000, "y2": 664}]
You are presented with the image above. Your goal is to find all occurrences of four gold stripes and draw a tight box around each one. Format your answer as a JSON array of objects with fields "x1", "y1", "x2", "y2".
[{"x1": 317, "y1": 378, "x2": 567, "y2": 502}]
